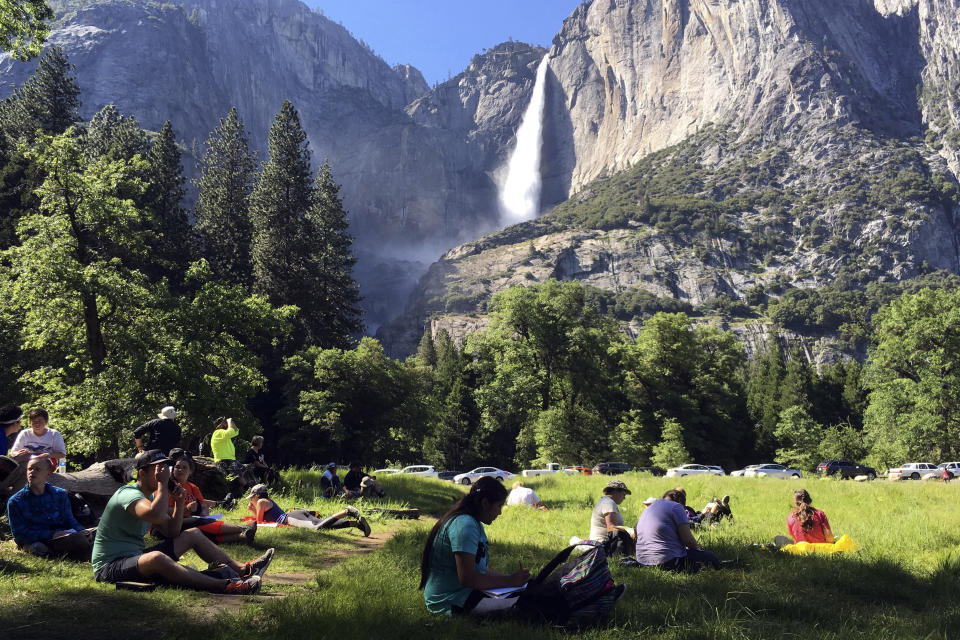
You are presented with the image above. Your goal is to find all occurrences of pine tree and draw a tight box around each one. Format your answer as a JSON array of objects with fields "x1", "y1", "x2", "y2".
[
  {"x1": 144, "y1": 120, "x2": 190, "y2": 284},
  {"x1": 304, "y1": 160, "x2": 363, "y2": 346},
  {"x1": 0, "y1": 46, "x2": 79, "y2": 143},
  {"x1": 194, "y1": 107, "x2": 257, "y2": 287},
  {"x1": 82, "y1": 104, "x2": 148, "y2": 162},
  {"x1": 250, "y1": 101, "x2": 314, "y2": 324},
  {"x1": 650, "y1": 416, "x2": 691, "y2": 469}
]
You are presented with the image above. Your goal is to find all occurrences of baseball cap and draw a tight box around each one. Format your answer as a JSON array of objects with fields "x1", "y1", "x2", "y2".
[
  {"x1": 135, "y1": 449, "x2": 172, "y2": 469},
  {"x1": 643, "y1": 496, "x2": 657, "y2": 506},
  {"x1": 248, "y1": 483, "x2": 269, "y2": 498}
]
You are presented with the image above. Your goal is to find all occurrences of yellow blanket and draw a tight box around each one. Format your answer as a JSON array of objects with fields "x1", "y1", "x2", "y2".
[{"x1": 781, "y1": 534, "x2": 858, "y2": 555}]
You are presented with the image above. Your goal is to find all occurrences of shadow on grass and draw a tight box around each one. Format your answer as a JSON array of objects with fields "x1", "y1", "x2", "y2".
[{"x1": 0, "y1": 554, "x2": 42, "y2": 576}]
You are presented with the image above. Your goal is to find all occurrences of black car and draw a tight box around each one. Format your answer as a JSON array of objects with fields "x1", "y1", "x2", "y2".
[
  {"x1": 437, "y1": 470, "x2": 460, "y2": 481},
  {"x1": 593, "y1": 462, "x2": 634, "y2": 475},
  {"x1": 816, "y1": 460, "x2": 877, "y2": 480}
]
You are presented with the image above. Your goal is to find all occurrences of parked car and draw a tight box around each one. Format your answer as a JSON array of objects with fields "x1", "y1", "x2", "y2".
[
  {"x1": 664, "y1": 464, "x2": 724, "y2": 478},
  {"x1": 593, "y1": 462, "x2": 634, "y2": 475},
  {"x1": 888, "y1": 462, "x2": 937, "y2": 480},
  {"x1": 730, "y1": 465, "x2": 759, "y2": 477},
  {"x1": 437, "y1": 470, "x2": 460, "y2": 481},
  {"x1": 706, "y1": 465, "x2": 726, "y2": 475},
  {"x1": 816, "y1": 460, "x2": 877, "y2": 480},
  {"x1": 398, "y1": 465, "x2": 438, "y2": 478},
  {"x1": 938, "y1": 462, "x2": 960, "y2": 479},
  {"x1": 372, "y1": 468, "x2": 400, "y2": 475},
  {"x1": 744, "y1": 464, "x2": 802, "y2": 479},
  {"x1": 453, "y1": 466, "x2": 514, "y2": 485},
  {"x1": 635, "y1": 466, "x2": 664, "y2": 476},
  {"x1": 522, "y1": 462, "x2": 576, "y2": 477},
  {"x1": 565, "y1": 465, "x2": 593, "y2": 475}
]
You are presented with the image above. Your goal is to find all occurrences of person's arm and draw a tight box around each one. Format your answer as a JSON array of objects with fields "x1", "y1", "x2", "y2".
[
  {"x1": 129, "y1": 467, "x2": 179, "y2": 534},
  {"x1": 225, "y1": 418, "x2": 239, "y2": 438},
  {"x1": 677, "y1": 523, "x2": 699, "y2": 550},
  {"x1": 193, "y1": 486, "x2": 210, "y2": 517},
  {"x1": 52, "y1": 432, "x2": 67, "y2": 458},
  {"x1": 132, "y1": 423, "x2": 149, "y2": 453},
  {"x1": 603, "y1": 512, "x2": 620, "y2": 532},
  {"x1": 454, "y1": 553, "x2": 529, "y2": 590},
  {"x1": 821, "y1": 512, "x2": 835, "y2": 543},
  {"x1": 255, "y1": 497, "x2": 272, "y2": 523}
]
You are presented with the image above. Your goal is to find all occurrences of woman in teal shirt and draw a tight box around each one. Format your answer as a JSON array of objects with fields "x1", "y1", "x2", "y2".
[{"x1": 419, "y1": 476, "x2": 529, "y2": 616}]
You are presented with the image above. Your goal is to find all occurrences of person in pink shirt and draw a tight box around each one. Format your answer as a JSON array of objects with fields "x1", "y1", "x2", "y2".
[{"x1": 786, "y1": 489, "x2": 834, "y2": 544}]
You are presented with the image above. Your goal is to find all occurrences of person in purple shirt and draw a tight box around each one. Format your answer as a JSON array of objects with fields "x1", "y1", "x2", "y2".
[
  {"x1": 7, "y1": 454, "x2": 93, "y2": 559},
  {"x1": 635, "y1": 488, "x2": 720, "y2": 572}
]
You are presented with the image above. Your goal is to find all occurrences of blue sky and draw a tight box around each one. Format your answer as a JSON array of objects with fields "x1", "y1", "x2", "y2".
[{"x1": 305, "y1": 1, "x2": 585, "y2": 86}]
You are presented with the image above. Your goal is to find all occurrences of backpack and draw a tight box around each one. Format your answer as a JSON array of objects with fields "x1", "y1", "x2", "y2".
[
  {"x1": 600, "y1": 528, "x2": 636, "y2": 558},
  {"x1": 516, "y1": 540, "x2": 620, "y2": 629}
]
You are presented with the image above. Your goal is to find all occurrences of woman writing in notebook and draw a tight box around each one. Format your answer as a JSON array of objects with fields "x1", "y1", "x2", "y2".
[{"x1": 419, "y1": 476, "x2": 529, "y2": 616}]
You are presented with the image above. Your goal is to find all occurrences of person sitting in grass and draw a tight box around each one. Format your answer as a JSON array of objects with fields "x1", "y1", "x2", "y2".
[
  {"x1": 319, "y1": 462, "x2": 343, "y2": 497},
  {"x1": 91, "y1": 449, "x2": 273, "y2": 594},
  {"x1": 243, "y1": 436, "x2": 277, "y2": 483},
  {"x1": 635, "y1": 488, "x2": 721, "y2": 572},
  {"x1": 7, "y1": 454, "x2": 94, "y2": 559},
  {"x1": 788, "y1": 489, "x2": 834, "y2": 544},
  {"x1": 10, "y1": 408, "x2": 67, "y2": 464},
  {"x1": 0, "y1": 404, "x2": 23, "y2": 458},
  {"x1": 150, "y1": 449, "x2": 255, "y2": 545},
  {"x1": 343, "y1": 461, "x2": 384, "y2": 498},
  {"x1": 246, "y1": 483, "x2": 370, "y2": 536},
  {"x1": 589, "y1": 480, "x2": 632, "y2": 541},
  {"x1": 506, "y1": 481, "x2": 546, "y2": 510},
  {"x1": 419, "y1": 476, "x2": 530, "y2": 616}
]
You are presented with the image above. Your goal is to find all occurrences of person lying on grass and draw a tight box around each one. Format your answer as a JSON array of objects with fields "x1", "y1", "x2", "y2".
[
  {"x1": 419, "y1": 476, "x2": 530, "y2": 616},
  {"x1": 7, "y1": 454, "x2": 94, "y2": 559},
  {"x1": 148, "y1": 449, "x2": 255, "y2": 545},
  {"x1": 788, "y1": 489, "x2": 834, "y2": 544},
  {"x1": 635, "y1": 488, "x2": 721, "y2": 572},
  {"x1": 246, "y1": 483, "x2": 371, "y2": 536},
  {"x1": 91, "y1": 449, "x2": 273, "y2": 595}
]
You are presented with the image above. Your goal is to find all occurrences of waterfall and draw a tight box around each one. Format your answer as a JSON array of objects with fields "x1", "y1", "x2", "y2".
[{"x1": 498, "y1": 55, "x2": 549, "y2": 226}]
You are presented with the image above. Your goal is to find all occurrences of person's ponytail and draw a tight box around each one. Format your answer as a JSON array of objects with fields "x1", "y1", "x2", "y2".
[
  {"x1": 792, "y1": 489, "x2": 815, "y2": 531},
  {"x1": 419, "y1": 476, "x2": 508, "y2": 590}
]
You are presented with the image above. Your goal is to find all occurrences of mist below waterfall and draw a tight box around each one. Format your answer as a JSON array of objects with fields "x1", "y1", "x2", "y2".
[{"x1": 498, "y1": 56, "x2": 550, "y2": 226}]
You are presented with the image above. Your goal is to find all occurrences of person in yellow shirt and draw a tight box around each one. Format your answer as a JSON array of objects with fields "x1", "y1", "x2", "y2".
[{"x1": 211, "y1": 418, "x2": 241, "y2": 474}]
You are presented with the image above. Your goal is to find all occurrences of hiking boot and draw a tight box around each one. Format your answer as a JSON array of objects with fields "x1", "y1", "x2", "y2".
[
  {"x1": 345, "y1": 505, "x2": 360, "y2": 518},
  {"x1": 243, "y1": 521, "x2": 257, "y2": 545},
  {"x1": 224, "y1": 575, "x2": 261, "y2": 595},
  {"x1": 358, "y1": 516, "x2": 371, "y2": 537},
  {"x1": 247, "y1": 547, "x2": 274, "y2": 578}
]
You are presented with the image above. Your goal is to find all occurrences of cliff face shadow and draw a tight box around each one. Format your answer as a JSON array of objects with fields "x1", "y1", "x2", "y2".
[{"x1": 539, "y1": 64, "x2": 576, "y2": 212}]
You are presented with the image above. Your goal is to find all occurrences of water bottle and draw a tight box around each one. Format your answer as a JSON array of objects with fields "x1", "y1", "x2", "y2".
[{"x1": 57, "y1": 459, "x2": 66, "y2": 474}]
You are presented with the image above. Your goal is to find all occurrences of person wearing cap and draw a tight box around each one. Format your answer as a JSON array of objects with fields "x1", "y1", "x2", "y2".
[
  {"x1": 10, "y1": 408, "x2": 67, "y2": 464},
  {"x1": 319, "y1": 462, "x2": 344, "y2": 498},
  {"x1": 0, "y1": 404, "x2": 23, "y2": 458},
  {"x1": 6, "y1": 454, "x2": 93, "y2": 559},
  {"x1": 506, "y1": 481, "x2": 546, "y2": 510},
  {"x1": 91, "y1": 449, "x2": 274, "y2": 594},
  {"x1": 634, "y1": 488, "x2": 721, "y2": 571},
  {"x1": 343, "y1": 461, "x2": 384, "y2": 498},
  {"x1": 589, "y1": 480, "x2": 632, "y2": 541},
  {"x1": 133, "y1": 406, "x2": 182, "y2": 456},
  {"x1": 246, "y1": 483, "x2": 371, "y2": 536}
]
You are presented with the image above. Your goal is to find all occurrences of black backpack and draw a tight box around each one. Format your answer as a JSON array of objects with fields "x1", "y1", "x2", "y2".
[{"x1": 516, "y1": 540, "x2": 621, "y2": 629}]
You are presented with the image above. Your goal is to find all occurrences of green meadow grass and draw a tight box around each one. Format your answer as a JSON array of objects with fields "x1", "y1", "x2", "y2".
[{"x1": 3, "y1": 472, "x2": 960, "y2": 639}]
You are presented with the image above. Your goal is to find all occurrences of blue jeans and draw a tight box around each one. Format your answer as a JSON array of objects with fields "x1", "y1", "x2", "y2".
[{"x1": 659, "y1": 548, "x2": 721, "y2": 572}]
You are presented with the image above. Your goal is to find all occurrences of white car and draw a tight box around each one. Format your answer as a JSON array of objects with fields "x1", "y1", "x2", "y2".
[
  {"x1": 453, "y1": 466, "x2": 514, "y2": 485},
  {"x1": 398, "y1": 465, "x2": 438, "y2": 478},
  {"x1": 744, "y1": 463, "x2": 802, "y2": 479},
  {"x1": 937, "y1": 462, "x2": 960, "y2": 479},
  {"x1": 730, "y1": 465, "x2": 759, "y2": 477},
  {"x1": 372, "y1": 468, "x2": 401, "y2": 476},
  {"x1": 664, "y1": 464, "x2": 724, "y2": 478},
  {"x1": 888, "y1": 462, "x2": 937, "y2": 480}
]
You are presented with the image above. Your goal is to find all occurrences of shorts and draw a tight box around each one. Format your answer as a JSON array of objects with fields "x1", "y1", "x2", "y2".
[{"x1": 93, "y1": 537, "x2": 179, "y2": 584}]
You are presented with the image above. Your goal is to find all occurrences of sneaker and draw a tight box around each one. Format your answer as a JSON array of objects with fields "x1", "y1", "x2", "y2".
[
  {"x1": 243, "y1": 521, "x2": 257, "y2": 545},
  {"x1": 345, "y1": 505, "x2": 360, "y2": 518},
  {"x1": 358, "y1": 516, "x2": 371, "y2": 537},
  {"x1": 248, "y1": 547, "x2": 274, "y2": 578},
  {"x1": 224, "y1": 575, "x2": 261, "y2": 595}
]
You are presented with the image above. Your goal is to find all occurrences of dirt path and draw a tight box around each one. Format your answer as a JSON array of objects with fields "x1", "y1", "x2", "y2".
[{"x1": 200, "y1": 527, "x2": 400, "y2": 617}]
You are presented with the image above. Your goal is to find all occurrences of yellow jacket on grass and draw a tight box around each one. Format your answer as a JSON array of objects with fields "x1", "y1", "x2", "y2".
[{"x1": 781, "y1": 534, "x2": 859, "y2": 555}]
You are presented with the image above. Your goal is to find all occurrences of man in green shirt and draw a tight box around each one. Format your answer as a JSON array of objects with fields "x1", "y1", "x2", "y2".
[
  {"x1": 91, "y1": 449, "x2": 273, "y2": 594},
  {"x1": 211, "y1": 417, "x2": 238, "y2": 461}
]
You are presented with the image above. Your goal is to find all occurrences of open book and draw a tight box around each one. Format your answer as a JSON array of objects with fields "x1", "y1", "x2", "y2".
[{"x1": 482, "y1": 584, "x2": 527, "y2": 598}]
